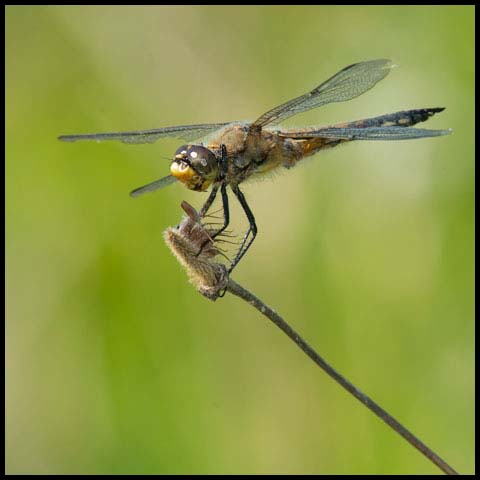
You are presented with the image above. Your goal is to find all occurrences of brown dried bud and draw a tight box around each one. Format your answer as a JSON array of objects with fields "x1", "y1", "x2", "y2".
[{"x1": 163, "y1": 201, "x2": 228, "y2": 300}]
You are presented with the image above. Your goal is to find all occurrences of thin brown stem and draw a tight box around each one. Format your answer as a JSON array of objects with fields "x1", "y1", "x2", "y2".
[{"x1": 226, "y1": 278, "x2": 459, "y2": 476}]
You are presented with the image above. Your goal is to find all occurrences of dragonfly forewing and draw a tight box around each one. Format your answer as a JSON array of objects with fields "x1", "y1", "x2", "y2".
[{"x1": 58, "y1": 122, "x2": 233, "y2": 144}]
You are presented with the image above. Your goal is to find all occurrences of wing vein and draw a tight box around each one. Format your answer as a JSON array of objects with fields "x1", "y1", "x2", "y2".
[
  {"x1": 58, "y1": 122, "x2": 233, "y2": 144},
  {"x1": 252, "y1": 59, "x2": 394, "y2": 129}
]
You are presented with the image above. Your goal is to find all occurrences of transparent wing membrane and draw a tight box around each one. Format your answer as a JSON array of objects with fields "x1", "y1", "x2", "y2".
[
  {"x1": 58, "y1": 122, "x2": 231, "y2": 144},
  {"x1": 283, "y1": 126, "x2": 452, "y2": 141},
  {"x1": 252, "y1": 59, "x2": 394, "y2": 129},
  {"x1": 130, "y1": 175, "x2": 178, "y2": 197}
]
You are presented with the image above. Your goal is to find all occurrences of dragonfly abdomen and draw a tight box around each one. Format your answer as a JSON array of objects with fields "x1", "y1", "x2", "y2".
[{"x1": 285, "y1": 136, "x2": 348, "y2": 166}]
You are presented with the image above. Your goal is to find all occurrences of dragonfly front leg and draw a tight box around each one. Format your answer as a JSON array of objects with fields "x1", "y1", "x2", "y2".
[
  {"x1": 199, "y1": 182, "x2": 220, "y2": 217},
  {"x1": 200, "y1": 183, "x2": 229, "y2": 239},
  {"x1": 210, "y1": 183, "x2": 230, "y2": 239},
  {"x1": 199, "y1": 144, "x2": 230, "y2": 239},
  {"x1": 229, "y1": 185, "x2": 258, "y2": 273},
  {"x1": 197, "y1": 183, "x2": 230, "y2": 257},
  {"x1": 197, "y1": 144, "x2": 231, "y2": 255}
]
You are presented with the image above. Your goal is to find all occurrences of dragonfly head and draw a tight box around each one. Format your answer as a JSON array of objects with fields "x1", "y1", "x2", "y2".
[{"x1": 170, "y1": 145, "x2": 219, "y2": 191}]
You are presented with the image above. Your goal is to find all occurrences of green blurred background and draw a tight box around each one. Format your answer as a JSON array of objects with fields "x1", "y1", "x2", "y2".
[{"x1": 6, "y1": 5, "x2": 474, "y2": 475}]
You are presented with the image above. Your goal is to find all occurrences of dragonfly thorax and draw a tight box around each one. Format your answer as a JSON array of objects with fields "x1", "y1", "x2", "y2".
[{"x1": 170, "y1": 144, "x2": 219, "y2": 192}]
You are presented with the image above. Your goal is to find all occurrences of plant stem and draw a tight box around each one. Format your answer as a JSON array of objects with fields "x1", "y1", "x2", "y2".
[{"x1": 226, "y1": 278, "x2": 458, "y2": 475}]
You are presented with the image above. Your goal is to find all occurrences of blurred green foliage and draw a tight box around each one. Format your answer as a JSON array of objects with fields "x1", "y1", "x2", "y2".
[{"x1": 6, "y1": 5, "x2": 474, "y2": 475}]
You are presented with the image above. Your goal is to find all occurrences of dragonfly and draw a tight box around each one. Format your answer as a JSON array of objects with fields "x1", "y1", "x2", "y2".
[{"x1": 59, "y1": 59, "x2": 451, "y2": 271}]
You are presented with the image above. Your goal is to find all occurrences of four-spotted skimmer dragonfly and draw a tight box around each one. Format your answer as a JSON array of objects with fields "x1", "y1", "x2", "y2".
[{"x1": 59, "y1": 59, "x2": 450, "y2": 271}]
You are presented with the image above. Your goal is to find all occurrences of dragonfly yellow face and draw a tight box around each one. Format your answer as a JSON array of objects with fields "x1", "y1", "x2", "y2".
[{"x1": 59, "y1": 59, "x2": 451, "y2": 272}]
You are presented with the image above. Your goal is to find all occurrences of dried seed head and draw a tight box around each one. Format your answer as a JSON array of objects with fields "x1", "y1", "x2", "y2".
[{"x1": 164, "y1": 201, "x2": 228, "y2": 300}]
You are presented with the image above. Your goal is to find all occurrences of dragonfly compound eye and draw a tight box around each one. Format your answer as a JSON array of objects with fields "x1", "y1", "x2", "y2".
[{"x1": 171, "y1": 145, "x2": 219, "y2": 191}]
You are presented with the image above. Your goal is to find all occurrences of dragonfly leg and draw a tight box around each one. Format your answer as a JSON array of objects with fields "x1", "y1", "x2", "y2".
[
  {"x1": 212, "y1": 183, "x2": 230, "y2": 237},
  {"x1": 228, "y1": 185, "x2": 257, "y2": 273},
  {"x1": 199, "y1": 182, "x2": 220, "y2": 217},
  {"x1": 196, "y1": 145, "x2": 230, "y2": 256},
  {"x1": 206, "y1": 144, "x2": 230, "y2": 239},
  {"x1": 199, "y1": 144, "x2": 228, "y2": 220}
]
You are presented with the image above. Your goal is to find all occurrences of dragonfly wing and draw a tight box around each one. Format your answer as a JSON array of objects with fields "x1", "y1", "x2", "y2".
[
  {"x1": 330, "y1": 108, "x2": 446, "y2": 130},
  {"x1": 58, "y1": 122, "x2": 232, "y2": 144},
  {"x1": 283, "y1": 126, "x2": 452, "y2": 141},
  {"x1": 251, "y1": 59, "x2": 394, "y2": 129},
  {"x1": 130, "y1": 175, "x2": 178, "y2": 197}
]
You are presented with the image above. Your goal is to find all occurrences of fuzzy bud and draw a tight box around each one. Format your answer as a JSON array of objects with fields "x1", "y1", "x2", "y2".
[{"x1": 164, "y1": 201, "x2": 228, "y2": 300}]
